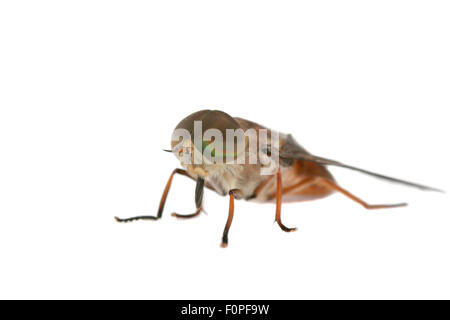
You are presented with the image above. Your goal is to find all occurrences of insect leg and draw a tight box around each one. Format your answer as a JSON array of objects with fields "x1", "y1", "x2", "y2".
[
  {"x1": 114, "y1": 168, "x2": 193, "y2": 223},
  {"x1": 171, "y1": 177, "x2": 205, "y2": 218},
  {"x1": 317, "y1": 178, "x2": 408, "y2": 209},
  {"x1": 275, "y1": 169, "x2": 297, "y2": 232},
  {"x1": 171, "y1": 206, "x2": 203, "y2": 219},
  {"x1": 281, "y1": 176, "x2": 316, "y2": 194},
  {"x1": 221, "y1": 189, "x2": 238, "y2": 248}
]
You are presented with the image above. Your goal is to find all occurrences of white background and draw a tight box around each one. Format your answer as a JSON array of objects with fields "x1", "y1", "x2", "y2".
[{"x1": 0, "y1": 1, "x2": 449, "y2": 299}]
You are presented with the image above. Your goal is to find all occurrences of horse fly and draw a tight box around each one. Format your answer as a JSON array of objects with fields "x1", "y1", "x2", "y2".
[{"x1": 115, "y1": 110, "x2": 443, "y2": 247}]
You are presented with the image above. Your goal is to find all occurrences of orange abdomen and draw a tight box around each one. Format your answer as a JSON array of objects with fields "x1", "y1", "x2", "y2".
[{"x1": 253, "y1": 160, "x2": 335, "y2": 203}]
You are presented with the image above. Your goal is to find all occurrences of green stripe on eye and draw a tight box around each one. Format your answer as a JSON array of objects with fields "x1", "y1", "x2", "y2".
[
  {"x1": 202, "y1": 141, "x2": 215, "y2": 157},
  {"x1": 202, "y1": 140, "x2": 237, "y2": 157}
]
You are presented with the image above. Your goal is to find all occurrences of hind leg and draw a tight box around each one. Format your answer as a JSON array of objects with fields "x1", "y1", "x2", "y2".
[
  {"x1": 275, "y1": 169, "x2": 297, "y2": 232},
  {"x1": 317, "y1": 178, "x2": 407, "y2": 209}
]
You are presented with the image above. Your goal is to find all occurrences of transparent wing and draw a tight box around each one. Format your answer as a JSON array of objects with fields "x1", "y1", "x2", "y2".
[{"x1": 279, "y1": 134, "x2": 443, "y2": 193}]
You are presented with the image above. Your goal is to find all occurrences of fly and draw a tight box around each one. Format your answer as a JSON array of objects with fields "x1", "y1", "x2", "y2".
[{"x1": 115, "y1": 110, "x2": 443, "y2": 247}]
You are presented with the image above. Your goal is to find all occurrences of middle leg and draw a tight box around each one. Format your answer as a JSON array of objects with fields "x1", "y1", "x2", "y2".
[{"x1": 221, "y1": 189, "x2": 239, "y2": 248}]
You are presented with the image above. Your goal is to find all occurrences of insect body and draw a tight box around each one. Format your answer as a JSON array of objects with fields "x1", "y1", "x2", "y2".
[{"x1": 115, "y1": 110, "x2": 442, "y2": 247}]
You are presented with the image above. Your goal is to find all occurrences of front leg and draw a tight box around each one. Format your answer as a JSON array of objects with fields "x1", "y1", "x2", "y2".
[
  {"x1": 114, "y1": 168, "x2": 193, "y2": 223},
  {"x1": 171, "y1": 177, "x2": 205, "y2": 218}
]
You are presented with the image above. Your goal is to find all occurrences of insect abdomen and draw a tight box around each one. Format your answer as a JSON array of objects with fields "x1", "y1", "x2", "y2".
[{"x1": 253, "y1": 160, "x2": 335, "y2": 203}]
